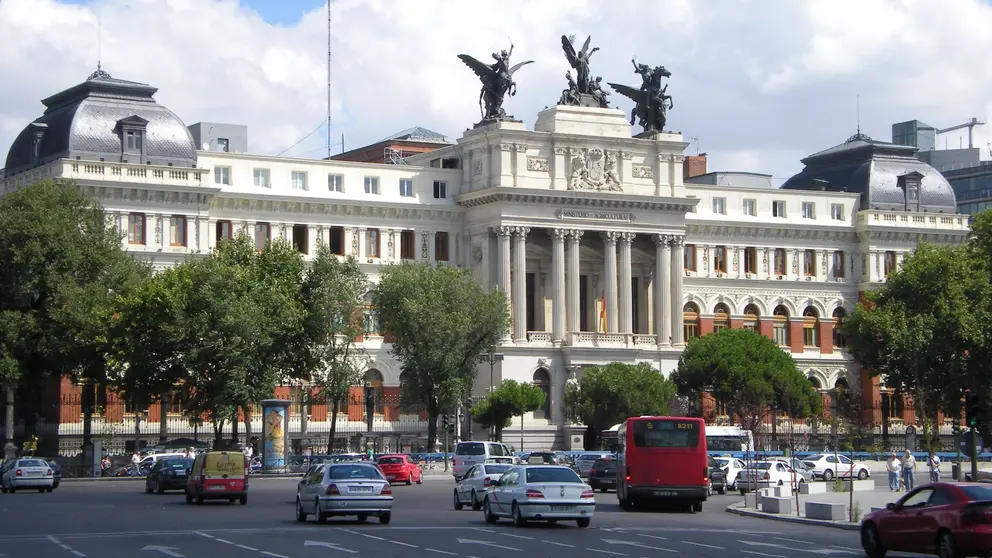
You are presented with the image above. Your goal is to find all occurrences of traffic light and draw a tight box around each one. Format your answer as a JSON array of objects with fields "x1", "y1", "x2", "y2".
[
  {"x1": 965, "y1": 392, "x2": 982, "y2": 428},
  {"x1": 441, "y1": 414, "x2": 450, "y2": 429},
  {"x1": 951, "y1": 422, "x2": 961, "y2": 437}
]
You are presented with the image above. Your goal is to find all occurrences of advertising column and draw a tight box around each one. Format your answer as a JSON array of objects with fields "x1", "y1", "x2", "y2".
[{"x1": 260, "y1": 399, "x2": 291, "y2": 473}]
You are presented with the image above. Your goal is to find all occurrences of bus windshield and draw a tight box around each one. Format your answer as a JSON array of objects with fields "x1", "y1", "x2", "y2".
[{"x1": 632, "y1": 419, "x2": 700, "y2": 448}]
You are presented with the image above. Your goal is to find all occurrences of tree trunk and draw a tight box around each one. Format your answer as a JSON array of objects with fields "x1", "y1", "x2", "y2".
[
  {"x1": 427, "y1": 413, "x2": 438, "y2": 452},
  {"x1": 159, "y1": 393, "x2": 169, "y2": 443},
  {"x1": 133, "y1": 409, "x2": 142, "y2": 455},
  {"x1": 230, "y1": 405, "x2": 240, "y2": 447},
  {"x1": 212, "y1": 412, "x2": 224, "y2": 449},
  {"x1": 327, "y1": 398, "x2": 340, "y2": 454},
  {"x1": 3, "y1": 383, "x2": 16, "y2": 460},
  {"x1": 242, "y1": 403, "x2": 252, "y2": 452}
]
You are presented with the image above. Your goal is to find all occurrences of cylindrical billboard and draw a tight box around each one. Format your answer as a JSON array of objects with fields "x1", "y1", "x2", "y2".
[{"x1": 260, "y1": 399, "x2": 291, "y2": 473}]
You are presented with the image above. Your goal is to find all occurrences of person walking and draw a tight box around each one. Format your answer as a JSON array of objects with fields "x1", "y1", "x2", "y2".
[
  {"x1": 927, "y1": 451, "x2": 941, "y2": 483},
  {"x1": 902, "y1": 450, "x2": 916, "y2": 491},
  {"x1": 887, "y1": 452, "x2": 902, "y2": 491}
]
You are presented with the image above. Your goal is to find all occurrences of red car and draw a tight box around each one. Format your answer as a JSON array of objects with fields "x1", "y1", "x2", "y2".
[
  {"x1": 376, "y1": 454, "x2": 423, "y2": 485},
  {"x1": 861, "y1": 482, "x2": 992, "y2": 558}
]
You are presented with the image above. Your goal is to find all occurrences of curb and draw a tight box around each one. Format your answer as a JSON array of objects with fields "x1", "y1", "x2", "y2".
[{"x1": 725, "y1": 502, "x2": 861, "y2": 531}]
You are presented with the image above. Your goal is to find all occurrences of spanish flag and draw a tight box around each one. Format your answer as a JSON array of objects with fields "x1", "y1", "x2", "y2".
[{"x1": 599, "y1": 291, "x2": 607, "y2": 333}]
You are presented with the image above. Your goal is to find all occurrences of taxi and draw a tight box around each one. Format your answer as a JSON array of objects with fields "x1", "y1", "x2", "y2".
[{"x1": 185, "y1": 451, "x2": 248, "y2": 505}]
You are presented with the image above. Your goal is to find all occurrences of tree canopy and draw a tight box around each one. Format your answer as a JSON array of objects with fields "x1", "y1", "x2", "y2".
[
  {"x1": 471, "y1": 380, "x2": 546, "y2": 442},
  {"x1": 672, "y1": 328, "x2": 820, "y2": 434},
  {"x1": 373, "y1": 262, "x2": 509, "y2": 449}
]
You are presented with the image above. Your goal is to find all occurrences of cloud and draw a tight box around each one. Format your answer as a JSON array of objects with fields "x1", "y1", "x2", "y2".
[{"x1": 2, "y1": 0, "x2": 992, "y2": 181}]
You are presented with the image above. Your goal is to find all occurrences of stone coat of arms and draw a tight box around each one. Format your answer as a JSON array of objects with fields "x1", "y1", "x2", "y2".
[{"x1": 568, "y1": 148, "x2": 621, "y2": 191}]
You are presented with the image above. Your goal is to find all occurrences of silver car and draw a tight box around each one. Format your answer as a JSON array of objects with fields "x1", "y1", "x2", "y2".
[
  {"x1": 453, "y1": 463, "x2": 513, "y2": 511},
  {"x1": 295, "y1": 463, "x2": 393, "y2": 524},
  {"x1": 482, "y1": 465, "x2": 596, "y2": 527},
  {"x1": 0, "y1": 458, "x2": 55, "y2": 493},
  {"x1": 575, "y1": 453, "x2": 610, "y2": 477}
]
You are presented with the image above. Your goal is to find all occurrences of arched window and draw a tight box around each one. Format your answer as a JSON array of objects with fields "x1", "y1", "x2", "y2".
[
  {"x1": 532, "y1": 368, "x2": 551, "y2": 420},
  {"x1": 808, "y1": 376, "x2": 823, "y2": 390},
  {"x1": 743, "y1": 304, "x2": 760, "y2": 331},
  {"x1": 365, "y1": 369, "x2": 384, "y2": 415},
  {"x1": 832, "y1": 308, "x2": 848, "y2": 348},
  {"x1": 683, "y1": 302, "x2": 700, "y2": 340},
  {"x1": 713, "y1": 303, "x2": 730, "y2": 333},
  {"x1": 802, "y1": 307, "x2": 819, "y2": 347},
  {"x1": 772, "y1": 305, "x2": 789, "y2": 346}
]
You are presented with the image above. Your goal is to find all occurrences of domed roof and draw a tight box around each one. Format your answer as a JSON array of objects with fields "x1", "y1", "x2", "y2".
[
  {"x1": 780, "y1": 132, "x2": 957, "y2": 213},
  {"x1": 4, "y1": 67, "x2": 197, "y2": 176}
]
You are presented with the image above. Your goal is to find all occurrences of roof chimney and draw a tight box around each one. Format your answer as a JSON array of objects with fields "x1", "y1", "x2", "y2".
[{"x1": 684, "y1": 153, "x2": 707, "y2": 180}]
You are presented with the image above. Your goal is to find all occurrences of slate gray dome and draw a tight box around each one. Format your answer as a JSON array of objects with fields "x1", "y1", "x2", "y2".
[
  {"x1": 4, "y1": 68, "x2": 197, "y2": 176},
  {"x1": 780, "y1": 132, "x2": 957, "y2": 213}
]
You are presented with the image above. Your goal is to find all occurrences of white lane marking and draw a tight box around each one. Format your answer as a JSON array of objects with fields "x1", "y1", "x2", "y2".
[
  {"x1": 47, "y1": 536, "x2": 62, "y2": 544},
  {"x1": 48, "y1": 535, "x2": 87, "y2": 557},
  {"x1": 456, "y1": 538, "x2": 521, "y2": 551},
  {"x1": 636, "y1": 534, "x2": 668, "y2": 540},
  {"x1": 195, "y1": 532, "x2": 215, "y2": 539},
  {"x1": 829, "y1": 546, "x2": 863, "y2": 551},
  {"x1": 235, "y1": 544, "x2": 258, "y2": 551},
  {"x1": 774, "y1": 537, "x2": 813, "y2": 545},
  {"x1": 358, "y1": 533, "x2": 387, "y2": 541},
  {"x1": 545, "y1": 540, "x2": 575, "y2": 548},
  {"x1": 584, "y1": 549, "x2": 628, "y2": 556},
  {"x1": 260, "y1": 553, "x2": 288, "y2": 558},
  {"x1": 389, "y1": 540, "x2": 419, "y2": 548},
  {"x1": 214, "y1": 538, "x2": 233, "y2": 544},
  {"x1": 682, "y1": 541, "x2": 723, "y2": 549},
  {"x1": 603, "y1": 539, "x2": 676, "y2": 553},
  {"x1": 470, "y1": 528, "x2": 496, "y2": 533},
  {"x1": 500, "y1": 533, "x2": 534, "y2": 540},
  {"x1": 741, "y1": 551, "x2": 786, "y2": 558},
  {"x1": 425, "y1": 549, "x2": 458, "y2": 556},
  {"x1": 71, "y1": 552, "x2": 86, "y2": 557}
]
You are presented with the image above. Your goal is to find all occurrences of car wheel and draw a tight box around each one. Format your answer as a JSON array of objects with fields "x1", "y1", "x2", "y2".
[
  {"x1": 195, "y1": 495, "x2": 203, "y2": 505},
  {"x1": 45, "y1": 487, "x2": 53, "y2": 493},
  {"x1": 470, "y1": 490, "x2": 482, "y2": 511},
  {"x1": 453, "y1": 490, "x2": 463, "y2": 511},
  {"x1": 483, "y1": 498, "x2": 499, "y2": 524},
  {"x1": 778, "y1": 479, "x2": 784, "y2": 486},
  {"x1": 861, "y1": 522, "x2": 886, "y2": 558},
  {"x1": 296, "y1": 498, "x2": 307, "y2": 522},
  {"x1": 823, "y1": 469, "x2": 834, "y2": 481},
  {"x1": 619, "y1": 493, "x2": 633, "y2": 511},
  {"x1": 37, "y1": 488, "x2": 45, "y2": 493},
  {"x1": 858, "y1": 469, "x2": 869, "y2": 480},
  {"x1": 576, "y1": 517, "x2": 591, "y2": 528},
  {"x1": 739, "y1": 488, "x2": 746, "y2": 496},
  {"x1": 239, "y1": 494, "x2": 247, "y2": 505},
  {"x1": 357, "y1": 514, "x2": 368, "y2": 522},
  {"x1": 717, "y1": 485, "x2": 726, "y2": 495},
  {"x1": 185, "y1": 491, "x2": 193, "y2": 505},
  {"x1": 937, "y1": 530, "x2": 958, "y2": 558},
  {"x1": 600, "y1": 488, "x2": 608, "y2": 493},
  {"x1": 156, "y1": 481, "x2": 166, "y2": 495},
  {"x1": 378, "y1": 512, "x2": 391, "y2": 525},
  {"x1": 512, "y1": 502, "x2": 527, "y2": 526},
  {"x1": 406, "y1": 476, "x2": 412, "y2": 486},
  {"x1": 316, "y1": 499, "x2": 327, "y2": 523},
  {"x1": 691, "y1": 501, "x2": 703, "y2": 513},
  {"x1": 145, "y1": 482, "x2": 153, "y2": 494},
  {"x1": 415, "y1": 473, "x2": 423, "y2": 485}
]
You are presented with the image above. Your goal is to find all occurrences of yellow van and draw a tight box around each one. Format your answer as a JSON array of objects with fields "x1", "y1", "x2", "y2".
[{"x1": 185, "y1": 451, "x2": 248, "y2": 505}]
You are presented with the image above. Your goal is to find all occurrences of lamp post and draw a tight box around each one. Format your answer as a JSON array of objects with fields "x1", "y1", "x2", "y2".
[{"x1": 480, "y1": 350, "x2": 504, "y2": 441}]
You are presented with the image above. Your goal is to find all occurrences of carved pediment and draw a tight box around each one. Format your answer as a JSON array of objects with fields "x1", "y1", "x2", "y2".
[{"x1": 567, "y1": 148, "x2": 621, "y2": 192}]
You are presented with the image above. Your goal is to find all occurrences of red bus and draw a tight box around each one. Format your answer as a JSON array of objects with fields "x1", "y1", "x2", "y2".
[{"x1": 616, "y1": 416, "x2": 708, "y2": 512}]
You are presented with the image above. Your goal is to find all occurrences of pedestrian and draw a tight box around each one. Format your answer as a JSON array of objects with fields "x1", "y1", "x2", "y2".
[
  {"x1": 886, "y1": 452, "x2": 902, "y2": 491},
  {"x1": 130, "y1": 450, "x2": 141, "y2": 471},
  {"x1": 902, "y1": 450, "x2": 916, "y2": 491},
  {"x1": 927, "y1": 451, "x2": 941, "y2": 483}
]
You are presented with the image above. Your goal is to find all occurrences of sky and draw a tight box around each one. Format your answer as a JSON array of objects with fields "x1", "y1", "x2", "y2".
[{"x1": 3, "y1": 0, "x2": 992, "y2": 183}]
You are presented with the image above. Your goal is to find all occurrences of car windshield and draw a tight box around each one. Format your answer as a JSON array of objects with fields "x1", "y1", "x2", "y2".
[
  {"x1": 482, "y1": 465, "x2": 510, "y2": 475},
  {"x1": 578, "y1": 455, "x2": 599, "y2": 461},
  {"x1": 456, "y1": 443, "x2": 486, "y2": 456},
  {"x1": 960, "y1": 486, "x2": 992, "y2": 501},
  {"x1": 525, "y1": 467, "x2": 582, "y2": 484},
  {"x1": 17, "y1": 460, "x2": 45, "y2": 467},
  {"x1": 327, "y1": 465, "x2": 384, "y2": 480},
  {"x1": 527, "y1": 454, "x2": 554, "y2": 464},
  {"x1": 750, "y1": 463, "x2": 773, "y2": 470},
  {"x1": 715, "y1": 458, "x2": 730, "y2": 466},
  {"x1": 378, "y1": 457, "x2": 403, "y2": 465},
  {"x1": 161, "y1": 459, "x2": 192, "y2": 469}
]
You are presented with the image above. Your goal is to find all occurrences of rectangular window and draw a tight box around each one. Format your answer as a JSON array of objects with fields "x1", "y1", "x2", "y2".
[
  {"x1": 773, "y1": 321, "x2": 788, "y2": 346},
  {"x1": 434, "y1": 232, "x2": 449, "y2": 261},
  {"x1": 830, "y1": 203, "x2": 844, "y2": 220},
  {"x1": 127, "y1": 213, "x2": 145, "y2": 244},
  {"x1": 802, "y1": 201, "x2": 816, "y2": 219},
  {"x1": 364, "y1": 176, "x2": 380, "y2": 195},
  {"x1": 683, "y1": 244, "x2": 697, "y2": 271},
  {"x1": 291, "y1": 171, "x2": 308, "y2": 190},
  {"x1": 742, "y1": 198, "x2": 756, "y2": 216},
  {"x1": 215, "y1": 220, "x2": 232, "y2": 243},
  {"x1": 803, "y1": 249, "x2": 816, "y2": 276},
  {"x1": 632, "y1": 419, "x2": 700, "y2": 448},
  {"x1": 366, "y1": 229, "x2": 380, "y2": 258},
  {"x1": 832, "y1": 250, "x2": 845, "y2": 278},
  {"x1": 328, "y1": 226, "x2": 344, "y2": 255},
  {"x1": 744, "y1": 247, "x2": 757, "y2": 274},
  {"x1": 253, "y1": 168, "x2": 270, "y2": 188},
  {"x1": 907, "y1": 185, "x2": 919, "y2": 202},
  {"x1": 169, "y1": 216, "x2": 187, "y2": 247},
  {"x1": 713, "y1": 246, "x2": 727, "y2": 273},
  {"x1": 884, "y1": 251, "x2": 897, "y2": 277},
  {"x1": 433, "y1": 181, "x2": 447, "y2": 199},
  {"x1": 216, "y1": 138, "x2": 229, "y2": 152},
  {"x1": 214, "y1": 166, "x2": 231, "y2": 185},
  {"x1": 125, "y1": 131, "x2": 142, "y2": 152},
  {"x1": 400, "y1": 230, "x2": 415, "y2": 259},
  {"x1": 292, "y1": 224, "x2": 308, "y2": 254},
  {"x1": 399, "y1": 178, "x2": 413, "y2": 197},
  {"x1": 328, "y1": 174, "x2": 343, "y2": 192},
  {"x1": 774, "y1": 248, "x2": 786, "y2": 275},
  {"x1": 712, "y1": 197, "x2": 726, "y2": 214},
  {"x1": 773, "y1": 200, "x2": 786, "y2": 217},
  {"x1": 803, "y1": 323, "x2": 817, "y2": 347},
  {"x1": 254, "y1": 222, "x2": 270, "y2": 251}
]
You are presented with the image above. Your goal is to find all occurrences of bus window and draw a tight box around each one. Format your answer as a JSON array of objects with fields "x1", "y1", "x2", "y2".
[{"x1": 633, "y1": 419, "x2": 700, "y2": 448}]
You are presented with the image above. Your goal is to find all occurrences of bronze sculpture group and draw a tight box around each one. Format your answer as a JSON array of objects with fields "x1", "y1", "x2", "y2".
[{"x1": 457, "y1": 34, "x2": 674, "y2": 133}]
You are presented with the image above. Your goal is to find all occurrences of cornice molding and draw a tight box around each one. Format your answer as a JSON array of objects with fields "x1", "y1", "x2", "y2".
[
  {"x1": 687, "y1": 222, "x2": 858, "y2": 242},
  {"x1": 456, "y1": 187, "x2": 696, "y2": 213},
  {"x1": 211, "y1": 195, "x2": 462, "y2": 222}
]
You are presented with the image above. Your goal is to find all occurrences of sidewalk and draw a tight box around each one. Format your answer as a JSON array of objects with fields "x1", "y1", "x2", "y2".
[{"x1": 726, "y1": 485, "x2": 904, "y2": 531}]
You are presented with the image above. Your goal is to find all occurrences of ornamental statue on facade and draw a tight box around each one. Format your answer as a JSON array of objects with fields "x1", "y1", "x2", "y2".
[
  {"x1": 609, "y1": 59, "x2": 674, "y2": 133},
  {"x1": 458, "y1": 43, "x2": 534, "y2": 126},
  {"x1": 568, "y1": 148, "x2": 622, "y2": 191},
  {"x1": 558, "y1": 35, "x2": 609, "y2": 108}
]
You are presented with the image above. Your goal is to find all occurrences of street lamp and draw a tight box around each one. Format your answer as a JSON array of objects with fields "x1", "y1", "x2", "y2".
[{"x1": 479, "y1": 350, "x2": 504, "y2": 441}]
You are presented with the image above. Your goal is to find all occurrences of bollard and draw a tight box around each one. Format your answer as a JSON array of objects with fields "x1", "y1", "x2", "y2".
[{"x1": 952, "y1": 462, "x2": 960, "y2": 481}]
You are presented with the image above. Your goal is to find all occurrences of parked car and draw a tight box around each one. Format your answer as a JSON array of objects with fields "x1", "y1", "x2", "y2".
[
  {"x1": 587, "y1": 457, "x2": 617, "y2": 493},
  {"x1": 0, "y1": 458, "x2": 55, "y2": 493},
  {"x1": 39, "y1": 458, "x2": 61, "y2": 489},
  {"x1": 861, "y1": 482, "x2": 992, "y2": 558},
  {"x1": 738, "y1": 461, "x2": 808, "y2": 493},
  {"x1": 376, "y1": 454, "x2": 423, "y2": 485},
  {"x1": 145, "y1": 457, "x2": 193, "y2": 494},
  {"x1": 574, "y1": 453, "x2": 611, "y2": 477},
  {"x1": 453, "y1": 463, "x2": 512, "y2": 511},
  {"x1": 482, "y1": 465, "x2": 596, "y2": 528},
  {"x1": 185, "y1": 451, "x2": 247, "y2": 505},
  {"x1": 713, "y1": 456, "x2": 746, "y2": 490},
  {"x1": 708, "y1": 456, "x2": 726, "y2": 495},
  {"x1": 296, "y1": 462, "x2": 392, "y2": 524},
  {"x1": 766, "y1": 457, "x2": 815, "y2": 483},
  {"x1": 802, "y1": 453, "x2": 871, "y2": 481},
  {"x1": 452, "y1": 441, "x2": 515, "y2": 481}
]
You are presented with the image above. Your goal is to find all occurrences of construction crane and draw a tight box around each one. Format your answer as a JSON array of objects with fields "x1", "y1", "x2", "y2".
[{"x1": 937, "y1": 117, "x2": 986, "y2": 149}]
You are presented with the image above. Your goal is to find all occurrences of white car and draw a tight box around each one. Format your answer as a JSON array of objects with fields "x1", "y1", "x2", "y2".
[
  {"x1": 295, "y1": 462, "x2": 393, "y2": 524},
  {"x1": 714, "y1": 457, "x2": 746, "y2": 490},
  {"x1": 482, "y1": 465, "x2": 596, "y2": 528},
  {"x1": 0, "y1": 458, "x2": 55, "y2": 493},
  {"x1": 802, "y1": 453, "x2": 871, "y2": 481},
  {"x1": 739, "y1": 461, "x2": 808, "y2": 492},
  {"x1": 451, "y1": 441, "x2": 515, "y2": 481},
  {"x1": 453, "y1": 463, "x2": 513, "y2": 511}
]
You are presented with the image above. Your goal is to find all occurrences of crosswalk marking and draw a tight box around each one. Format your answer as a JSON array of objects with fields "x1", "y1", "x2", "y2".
[
  {"x1": 425, "y1": 549, "x2": 458, "y2": 556},
  {"x1": 741, "y1": 550, "x2": 786, "y2": 558},
  {"x1": 682, "y1": 541, "x2": 723, "y2": 549}
]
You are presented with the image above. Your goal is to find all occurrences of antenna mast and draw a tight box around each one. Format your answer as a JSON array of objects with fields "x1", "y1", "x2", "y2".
[
  {"x1": 97, "y1": 14, "x2": 102, "y2": 71},
  {"x1": 856, "y1": 94, "x2": 861, "y2": 135},
  {"x1": 326, "y1": 0, "x2": 332, "y2": 159}
]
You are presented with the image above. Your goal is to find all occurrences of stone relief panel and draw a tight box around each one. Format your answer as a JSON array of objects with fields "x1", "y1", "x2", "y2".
[
  {"x1": 567, "y1": 148, "x2": 621, "y2": 191},
  {"x1": 631, "y1": 164, "x2": 653, "y2": 179},
  {"x1": 526, "y1": 157, "x2": 549, "y2": 172}
]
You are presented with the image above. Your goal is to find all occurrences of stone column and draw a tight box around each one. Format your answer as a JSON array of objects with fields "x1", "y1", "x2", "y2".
[
  {"x1": 512, "y1": 227, "x2": 530, "y2": 342},
  {"x1": 496, "y1": 226, "x2": 512, "y2": 338},
  {"x1": 566, "y1": 230, "x2": 584, "y2": 336},
  {"x1": 670, "y1": 235, "x2": 685, "y2": 345},
  {"x1": 602, "y1": 231, "x2": 620, "y2": 334},
  {"x1": 551, "y1": 228, "x2": 567, "y2": 343},
  {"x1": 654, "y1": 234, "x2": 672, "y2": 346},
  {"x1": 618, "y1": 232, "x2": 635, "y2": 335}
]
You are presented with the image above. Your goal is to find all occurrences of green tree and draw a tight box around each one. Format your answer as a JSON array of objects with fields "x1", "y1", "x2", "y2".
[
  {"x1": 373, "y1": 262, "x2": 509, "y2": 449},
  {"x1": 845, "y1": 244, "x2": 982, "y2": 449},
  {"x1": 963, "y1": 211, "x2": 992, "y2": 439},
  {"x1": 297, "y1": 247, "x2": 369, "y2": 453},
  {"x1": 471, "y1": 380, "x2": 545, "y2": 443},
  {"x1": 672, "y1": 329, "x2": 820, "y2": 446},
  {"x1": 565, "y1": 362, "x2": 677, "y2": 449}
]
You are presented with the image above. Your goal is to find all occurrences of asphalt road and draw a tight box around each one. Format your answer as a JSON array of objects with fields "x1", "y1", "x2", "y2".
[{"x1": 0, "y1": 475, "x2": 883, "y2": 558}]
